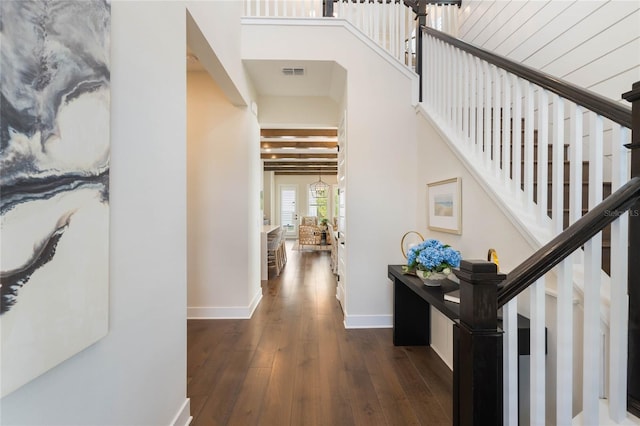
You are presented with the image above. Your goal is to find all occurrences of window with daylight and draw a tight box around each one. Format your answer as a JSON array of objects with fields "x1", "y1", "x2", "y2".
[{"x1": 308, "y1": 186, "x2": 328, "y2": 219}]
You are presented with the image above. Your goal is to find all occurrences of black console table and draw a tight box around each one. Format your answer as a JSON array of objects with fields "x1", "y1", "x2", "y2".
[{"x1": 388, "y1": 265, "x2": 538, "y2": 355}]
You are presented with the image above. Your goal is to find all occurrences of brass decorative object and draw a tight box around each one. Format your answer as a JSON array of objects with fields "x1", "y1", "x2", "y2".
[{"x1": 401, "y1": 231, "x2": 424, "y2": 259}]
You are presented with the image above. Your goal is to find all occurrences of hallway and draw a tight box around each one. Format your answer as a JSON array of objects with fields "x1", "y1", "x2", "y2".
[{"x1": 187, "y1": 242, "x2": 453, "y2": 425}]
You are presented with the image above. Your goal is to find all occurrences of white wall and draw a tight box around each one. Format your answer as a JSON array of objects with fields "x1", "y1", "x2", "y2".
[
  {"x1": 259, "y1": 95, "x2": 340, "y2": 126},
  {"x1": 263, "y1": 169, "x2": 274, "y2": 223},
  {"x1": 187, "y1": 0, "x2": 252, "y2": 106},
  {"x1": 187, "y1": 71, "x2": 261, "y2": 319},
  {"x1": 415, "y1": 115, "x2": 536, "y2": 271},
  {"x1": 0, "y1": 2, "x2": 188, "y2": 424},
  {"x1": 185, "y1": 2, "x2": 261, "y2": 320},
  {"x1": 242, "y1": 20, "x2": 419, "y2": 327},
  {"x1": 458, "y1": 0, "x2": 640, "y2": 103}
]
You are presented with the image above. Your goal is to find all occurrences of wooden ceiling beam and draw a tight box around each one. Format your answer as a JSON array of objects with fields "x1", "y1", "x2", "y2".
[
  {"x1": 261, "y1": 153, "x2": 337, "y2": 159},
  {"x1": 261, "y1": 141, "x2": 337, "y2": 149},
  {"x1": 273, "y1": 171, "x2": 338, "y2": 176},
  {"x1": 265, "y1": 166, "x2": 338, "y2": 172},
  {"x1": 263, "y1": 161, "x2": 337, "y2": 167},
  {"x1": 260, "y1": 128, "x2": 337, "y2": 138}
]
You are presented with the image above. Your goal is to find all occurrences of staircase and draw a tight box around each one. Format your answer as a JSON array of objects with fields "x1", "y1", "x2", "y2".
[
  {"x1": 499, "y1": 121, "x2": 614, "y2": 274},
  {"x1": 420, "y1": 24, "x2": 636, "y2": 425}
]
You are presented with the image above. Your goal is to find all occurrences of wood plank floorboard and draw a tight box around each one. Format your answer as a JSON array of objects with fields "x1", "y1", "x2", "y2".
[{"x1": 187, "y1": 241, "x2": 453, "y2": 425}]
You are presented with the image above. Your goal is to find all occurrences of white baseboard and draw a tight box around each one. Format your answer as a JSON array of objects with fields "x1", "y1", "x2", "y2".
[
  {"x1": 248, "y1": 288, "x2": 262, "y2": 317},
  {"x1": 430, "y1": 342, "x2": 453, "y2": 371},
  {"x1": 336, "y1": 283, "x2": 345, "y2": 308},
  {"x1": 187, "y1": 290, "x2": 263, "y2": 319},
  {"x1": 170, "y1": 398, "x2": 192, "y2": 426},
  {"x1": 343, "y1": 314, "x2": 393, "y2": 329}
]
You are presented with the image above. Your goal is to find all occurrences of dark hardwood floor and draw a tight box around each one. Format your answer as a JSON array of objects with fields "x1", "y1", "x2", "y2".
[{"x1": 187, "y1": 241, "x2": 453, "y2": 425}]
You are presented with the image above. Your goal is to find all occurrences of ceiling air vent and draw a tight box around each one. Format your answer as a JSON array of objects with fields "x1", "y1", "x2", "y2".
[{"x1": 282, "y1": 67, "x2": 305, "y2": 76}]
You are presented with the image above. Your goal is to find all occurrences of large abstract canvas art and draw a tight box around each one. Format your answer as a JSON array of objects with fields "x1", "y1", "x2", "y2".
[{"x1": 0, "y1": 0, "x2": 110, "y2": 397}]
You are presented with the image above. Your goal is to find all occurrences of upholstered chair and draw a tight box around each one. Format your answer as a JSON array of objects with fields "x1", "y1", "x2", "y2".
[{"x1": 298, "y1": 217, "x2": 321, "y2": 247}]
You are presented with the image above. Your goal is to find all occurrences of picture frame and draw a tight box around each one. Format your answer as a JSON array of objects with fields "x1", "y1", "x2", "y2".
[{"x1": 427, "y1": 177, "x2": 462, "y2": 235}]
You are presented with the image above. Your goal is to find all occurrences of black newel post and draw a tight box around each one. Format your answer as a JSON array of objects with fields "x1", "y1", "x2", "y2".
[
  {"x1": 623, "y1": 81, "x2": 640, "y2": 417},
  {"x1": 453, "y1": 260, "x2": 506, "y2": 426}
]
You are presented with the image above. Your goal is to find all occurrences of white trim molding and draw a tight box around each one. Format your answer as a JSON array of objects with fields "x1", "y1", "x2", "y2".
[
  {"x1": 343, "y1": 314, "x2": 393, "y2": 329},
  {"x1": 170, "y1": 398, "x2": 192, "y2": 426},
  {"x1": 187, "y1": 291, "x2": 263, "y2": 319}
]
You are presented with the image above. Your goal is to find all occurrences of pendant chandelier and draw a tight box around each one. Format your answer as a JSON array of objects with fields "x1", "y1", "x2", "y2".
[{"x1": 310, "y1": 171, "x2": 328, "y2": 198}]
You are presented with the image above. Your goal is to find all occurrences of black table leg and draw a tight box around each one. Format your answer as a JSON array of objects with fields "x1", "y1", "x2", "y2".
[{"x1": 393, "y1": 278, "x2": 430, "y2": 346}]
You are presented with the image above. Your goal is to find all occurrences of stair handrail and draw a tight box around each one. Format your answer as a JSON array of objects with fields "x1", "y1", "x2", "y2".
[
  {"x1": 497, "y1": 176, "x2": 640, "y2": 307},
  {"x1": 422, "y1": 26, "x2": 632, "y2": 128}
]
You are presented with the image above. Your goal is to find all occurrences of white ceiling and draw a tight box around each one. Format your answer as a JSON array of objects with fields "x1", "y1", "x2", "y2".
[
  {"x1": 186, "y1": 49, "x2": 343, "y2": 101},
  {"x1": 243, "y1": 59, "x2": 343, "y2": 101}
]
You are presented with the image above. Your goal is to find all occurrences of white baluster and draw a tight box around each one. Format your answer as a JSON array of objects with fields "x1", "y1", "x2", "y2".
[
  {"x1": 483, "y1": 62, "x2": 492, "y2": 168},
  {"x1": 368, "y1": 1, "x2": 373, "y2": 40},
  {"x1": 569, "y1": 104, "x2": 584, "y2": 226},
  {"x1": 501, "y1": 69, "x2": 511, "y2": 185},
  {"x1": 423, "y1": 33, "x2": 429, "y2": 104},
  {"x1": 469, "y1": 54, "x2": 477, "y2": 149},
  {"x1": 512, "y1": 75, "x2": 522, "y2": 199},
  {"x1": 476, "y1": 57, "x2": 484, "y2": 159},
  {"x1": 391, "y1": 2, "x2": 397, "y2": 59},
  {"x1": 434, "y1": 38, "x2": 440, "y2": 114},
  {"x1": 412, "y1": 12, "x2": 416, "y2": 70},
  {"x1": 441, "y1": 42, "x2": 447, "y2": 118},
  {"x1": 439, "y1": 40, "x2": 446, "y2": 117},
  {"x1": 462, "y1": 51, "x2": 470, "y2": 144},
  {"x1": 555, "y1": 258, "x2": 574, "y2": 425},
  {"x1": 428, "y1": 34, "x2": 434, "y2": 105},
  {"x1": 451, "y1": 46, "x2": 457, "y2": 125},
  {"x1": 609, "y1": 124, "x2": 630, "y2": 422},
  {"x1": 583, "y1": 112, "x2": 603, "y2": 425},
  {"x1": 503, "y1": 297, "x2": 519, "y2": 425},
  {"x1": 537, "y1": 89, "x2": 549, "y2": 225},
  {"x1": 569, "y1": 104, "x2": 584, "y2": 268},
  {"x1": 551, "y1": 95, "x2": 572, "y2": 425},
  {"x1": 445, "y1": 44, "x2": 452, "y2": 123},
  {"x1": 524, "y1": 81, "x2": 535, "y2": 211},
  {"x1": 457, "y1": 49, "x2": 463, "y2": 138},
  {"x1": 382, "y1": 1, "x2": 389, "y2": 51},
  {"x1": 552, "y1": 94, "x2": 565, "y2": 234},
  {"x1": 373, "y1": 0, "x2": 380, "y2": 47},
  {"x1": 491, "y1": 66, "x2": 501, "y2": 177},
  {"x1": 343, "y1": 0, "x2": 349, "y2": 19},
  {"x1": 399, "y1": 4, "x2": 405, "y2": 64},
  {"x1": 531, "y1": 277, "x2": 546, "y2": 426},
  {"x1": 453, "y1": 45, "x2": 458, "y2": 127}
]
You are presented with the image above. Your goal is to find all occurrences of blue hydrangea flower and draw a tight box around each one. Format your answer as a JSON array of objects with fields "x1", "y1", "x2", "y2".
[{"x1": 404, "y1": 239, "x2": 461, "y2": 274}]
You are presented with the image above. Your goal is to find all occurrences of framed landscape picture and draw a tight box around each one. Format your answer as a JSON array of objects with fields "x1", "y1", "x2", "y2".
[{"x1": 427, "y1": 177, "x2": 462, "y2": 235}]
